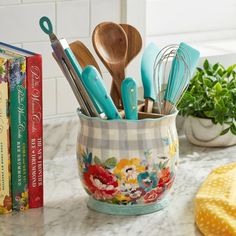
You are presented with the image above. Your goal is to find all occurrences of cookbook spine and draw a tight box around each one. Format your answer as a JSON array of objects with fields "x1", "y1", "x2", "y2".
[
  {"x1": 9, "y1": 57, "x2": 29, "y2": 211},
  {"x1": 27, "y1": 55, "x2": 43, "y2": 208},
  {"x1": 0, "y1": 58, "x2": 12, "y2": 214}
]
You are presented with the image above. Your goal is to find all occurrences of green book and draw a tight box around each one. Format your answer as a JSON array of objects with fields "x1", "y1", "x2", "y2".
[{"x1": 7, "y1": 54, "x2": 28, "y2": 211}]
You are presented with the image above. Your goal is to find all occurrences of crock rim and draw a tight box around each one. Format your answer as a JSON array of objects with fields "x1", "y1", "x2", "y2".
[{"x1": 77, "y1": 108, "x2": 179, "y2": 123}]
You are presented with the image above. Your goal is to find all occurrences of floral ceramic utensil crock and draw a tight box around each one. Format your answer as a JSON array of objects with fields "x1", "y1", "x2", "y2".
[{"x1": 76, "y1": 109, "x2": 179, "y2": 215}]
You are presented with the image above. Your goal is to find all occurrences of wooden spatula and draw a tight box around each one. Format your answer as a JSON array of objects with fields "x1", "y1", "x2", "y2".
[{"x1": 69, "y1": 40, "x2": 102, "y2": 74}]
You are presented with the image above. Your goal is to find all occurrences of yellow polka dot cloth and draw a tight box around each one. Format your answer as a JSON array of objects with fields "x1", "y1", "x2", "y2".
[{"x1": 195, "y1": 162, "x2": 236, "y2": 236}]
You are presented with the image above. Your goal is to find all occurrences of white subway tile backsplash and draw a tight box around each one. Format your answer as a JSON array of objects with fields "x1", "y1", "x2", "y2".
[
  {"x1": 0, "y1": 3, "x2": 55, "y2": 43},
  {"x1": 0, "y1": 0, "x2": 20, "y2": 5},
  {"x1": 56, "y1": 77, "x2": 78, "y2": 114},
  {"x1": 23, "y1": 0, "x2": 54, "y2": 2},
  {"x1": 91, "y1": 0, "x2": 121, "y2": 32},
  {"x1": 23, "y1": 41, "x2": 63, "y2": 79},
  {"x1": 43, "y1": 79, "x2": 57, "y2": 116},
  {"x1": 57, "y1": 0, "x2": 89, "y2": 38}
]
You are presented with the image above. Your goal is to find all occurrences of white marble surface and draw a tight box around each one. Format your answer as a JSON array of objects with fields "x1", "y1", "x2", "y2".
[{"x1": 1, "y1": 117, "x2": 236, "y2": 236}]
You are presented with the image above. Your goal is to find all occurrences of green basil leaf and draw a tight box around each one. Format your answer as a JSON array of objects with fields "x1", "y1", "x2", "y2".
[
  {"x1": 203, "y1": 59, "x2": 210, "y2": 71},
  {"x1": 213, "y1": 82, "x2": 222, "y2": 93},
  {"x1": 230, "y1": 124, "x2": 236, "y2": 135}
]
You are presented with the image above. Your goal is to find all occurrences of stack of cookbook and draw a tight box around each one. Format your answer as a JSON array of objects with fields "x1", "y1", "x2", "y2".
[{"x1": 0, "y1": 42, "x2": 43, "y2": 213}]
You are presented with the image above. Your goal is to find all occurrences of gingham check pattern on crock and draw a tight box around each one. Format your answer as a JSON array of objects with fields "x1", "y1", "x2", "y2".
[{"x1": 78, "y1": 114, "x2": 178, "y2": 160}]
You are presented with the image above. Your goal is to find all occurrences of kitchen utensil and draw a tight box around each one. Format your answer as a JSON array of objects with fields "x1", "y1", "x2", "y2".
[
  {"x1": 121, "y1": 77, "x2": 138, "y2": 120},
  {"x1": 69, "y1": 40, "x2": 103, "y2": 115},
  {"x1": 119, "y1": 102, "x2": 145, "y2": 118},
  {"x1": 110, "y1": 24, "x2": 142, "y2": 105},
  {"x1": 138, "y1": 111, "x2": 164, "y2": 120},
  {"x1": 141, "y1": 43, "x2": 160, "y2": 113},
  {"x1": 69, "y1": 40, "x2": 102, "y2": 74},
  {"x1": 153, "y1": 44, "x2": 179, "y2": 114},
  {"x1": 120, "y1": 24, "x2": 142, "y2": 66},
  {"x1": 153, "y1": 43, "x2": 200, "y2": 114},
  {"x1": 81, "y1": 65, "x2": 121, "y2": 120},
  {"x1": 60, "y1": 39, "x2": 105, "y2": 116},
  {"x1": 163, "y1": 42, "x2": 200, "y2": 114},
  {"x1": 39, "y1": 16, "x2": 99, "y2": 117},
  {"x1": 92, "y1": 22, "x2": 128, "y2": 108}
]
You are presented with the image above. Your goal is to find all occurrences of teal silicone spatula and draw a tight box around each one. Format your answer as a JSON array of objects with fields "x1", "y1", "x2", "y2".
[
  {"x1": 121, "y1": 77, "x2": 138, "y2": 120},
  {"x1": 141, "y1": 43, "x2": 160, "y2": 113},
  {"x1": 164, "y1": 42, "x2": 200, "y2": 114},
  {"x1": 81, "y1": 65, "x2": 121, "y2": 120}
]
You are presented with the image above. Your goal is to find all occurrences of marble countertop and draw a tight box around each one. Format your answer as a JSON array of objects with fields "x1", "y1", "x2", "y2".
[{"x1": 1, "y1": 117, "x2": 236, "y2": 236}]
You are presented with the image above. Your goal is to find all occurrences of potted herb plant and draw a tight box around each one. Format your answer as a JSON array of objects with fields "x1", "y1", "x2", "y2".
[{"x1": 178, "y1": 59, "x2": 236, "y2": 147}]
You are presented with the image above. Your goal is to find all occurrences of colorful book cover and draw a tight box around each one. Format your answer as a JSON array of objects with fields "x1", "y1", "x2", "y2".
[
  {"x1": 0, "y1": 42, "x2": 43, "y2": 208},
  {"x1": 0, "y1": 56, "x2": 12, "y2": 214},
  {"x1": 8, "y1": 56, "x2": 29, "y2": 211},
  {"x1": 26, "y1": 55, "x2": 43, "y2": 208}
]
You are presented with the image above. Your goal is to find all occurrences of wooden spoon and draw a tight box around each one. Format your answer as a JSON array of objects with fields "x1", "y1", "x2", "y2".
[
  {"x1": 121, "y1": 24, "x2": 142, "y2": 66},
  {"x1": 110, "y1": 24, "x2": 142, "y2": 108},
  {"x1": 92, "y1": 22, "x2": 128, "y2": 108},
  {"x1": 69, "y1": 40, "x2": 102, "y2": 74}
]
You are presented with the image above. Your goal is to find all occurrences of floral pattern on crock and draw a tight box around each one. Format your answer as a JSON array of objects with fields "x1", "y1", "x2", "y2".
[
  {"x1": 84, "y1": 164, "x2": 119, "y2": 200},
  {"x1": 113, "y1": 158, "x2": 146, "y2": 184},
  {"x1": 169, "y1": 140, "x2": 178, "y2": 159},
  {"x1": 137, "y1": 172, "x2": 158, "y2": 192},
  {"x1": 78, "y1": 145, "x2": 176, "y2": 205}
]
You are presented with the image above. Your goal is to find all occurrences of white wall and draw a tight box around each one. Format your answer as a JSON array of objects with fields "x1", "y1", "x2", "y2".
[
  {"x1": 146, "y1": 0, "x2": 236, "y2": 47},
  {"x1": 0, "y1": 0, "x2": 121, "y2": 119}
]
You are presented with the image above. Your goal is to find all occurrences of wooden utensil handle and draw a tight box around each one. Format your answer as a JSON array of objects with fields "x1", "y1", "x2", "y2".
[
  {"x1": 119, "y1": 102, "x2": 145, "y2": 118},
  {"x1": 144, "y1": 98, "x2": 154, "y2": 113},
  {"x1": 110, "y1": 82, "x2": 120, "y2": 107},
  {"x1": 138, "y1": 111, "x2": 164, "y2": 119},
  {"x1": 110, "y1": 81, "x2": 124, "y2": 109}
]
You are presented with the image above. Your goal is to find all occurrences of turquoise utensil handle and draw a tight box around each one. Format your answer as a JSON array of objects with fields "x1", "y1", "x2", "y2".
[
  {"x1": 64, "y1": 48, "x2": 83, "y2": 78},
  {"x1": 61, "y1": 39, "x2": 83, "y2": 78},
  {"x1": 141, "y1": 43, "x2": 160, "y2": 101},
  {"x1": 39, "y1": 16, "x2": 53, "y2": 35},
  {"x1": 60, "y1": 39, "x2": 103, "y2": 114},
  {"x1": 65, "y1": 47, "x2": 103, "y2": 114},
  {"x1": 81, "y1": 66, "x2": 121, "y2": 120},
  {"x1": 121, "y1": 77, "x2": 138, "y2": 120}
]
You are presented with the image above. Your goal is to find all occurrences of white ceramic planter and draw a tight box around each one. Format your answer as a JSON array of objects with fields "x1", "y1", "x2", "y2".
[{"x1": 184, "y1": 116, "x2": 236, "y2": 147}]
